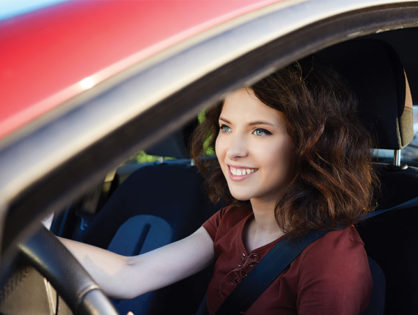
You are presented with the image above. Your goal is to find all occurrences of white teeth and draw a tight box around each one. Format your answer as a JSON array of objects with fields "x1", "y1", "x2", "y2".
[{"x1": 230, "y1": 167, "x2": 255, "y2": 176}]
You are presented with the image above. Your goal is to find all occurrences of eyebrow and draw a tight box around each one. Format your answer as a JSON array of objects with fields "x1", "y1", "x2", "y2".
[{"x1": 219, "y1": 116, "x2": 276, "y2": 127}]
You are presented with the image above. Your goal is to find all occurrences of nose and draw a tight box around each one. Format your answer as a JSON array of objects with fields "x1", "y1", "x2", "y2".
[{"x1": 226, "y1": 134, "x2": 248, "y2": 160}]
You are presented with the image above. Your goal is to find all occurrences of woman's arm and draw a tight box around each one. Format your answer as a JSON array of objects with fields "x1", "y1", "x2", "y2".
[{"x1": 59, "y1": 226, "x2": 214, "y2": 299}]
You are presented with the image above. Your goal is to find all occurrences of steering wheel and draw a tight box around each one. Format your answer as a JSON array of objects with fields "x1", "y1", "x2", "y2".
[{"x1": 13, "y1": 226, "x2": 119, "y2": 315}]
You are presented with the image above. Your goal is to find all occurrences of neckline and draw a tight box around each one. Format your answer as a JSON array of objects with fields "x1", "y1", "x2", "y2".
[{"x1": 240, "y1": 211, "x2": 286, "y2": 255}]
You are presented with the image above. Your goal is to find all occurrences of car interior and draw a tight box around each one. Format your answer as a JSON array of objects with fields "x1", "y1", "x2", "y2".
[
  {"x1": 47, "y1": 35, "x2": 418, "y2": 315},
  {"x1": 2, "y1": 24, "x2": 418, "y2": 315}
]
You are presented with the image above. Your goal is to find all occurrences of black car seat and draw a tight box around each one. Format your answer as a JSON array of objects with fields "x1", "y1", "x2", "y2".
[
  {"x1": 82, "y1": 126, "x2": 223, "y2": 314},
  {"x1": 317, "y1": 39, "x2": 417, "y2": 315}
]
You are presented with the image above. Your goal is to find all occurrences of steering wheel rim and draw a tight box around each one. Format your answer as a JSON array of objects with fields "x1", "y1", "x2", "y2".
[{"x1": 17, "y1": 226, "x2": 119, "y2": 315}]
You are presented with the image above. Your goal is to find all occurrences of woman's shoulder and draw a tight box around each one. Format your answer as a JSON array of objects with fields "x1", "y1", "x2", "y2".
[
  {"x1": 296, "y1": 225, "x2": 370, "y2": 279},
  {"x1": 294, "y1": 225, "x2": 373, "y2": 313},
  {"x1": 301, "y1": 225, "x2": 365, "y2": 261},
  {"x1": 319, "y1": 224, "x2": 364, "y2": 245}
]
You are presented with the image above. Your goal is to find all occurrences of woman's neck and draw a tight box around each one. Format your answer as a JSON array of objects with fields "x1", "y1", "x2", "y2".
[
  {"x1": 243, "y1": 197, "x2": 284, "y2": 252},
  {"x1": 249, "y1": 197, "x2": 282, "y2": 235}
]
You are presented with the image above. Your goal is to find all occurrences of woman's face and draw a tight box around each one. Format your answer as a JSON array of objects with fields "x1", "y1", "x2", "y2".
[{"x1": 215, "y1": 88, "x2": 295, "y2": 203}]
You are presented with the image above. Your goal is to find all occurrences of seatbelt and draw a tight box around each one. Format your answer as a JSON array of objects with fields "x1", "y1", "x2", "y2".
[
  {"x1": 213, "y1": 196, "x2": 418, "y2": 315},
  {"x1": 216, "y1": 230, "x2": 330, "y2": 315},
  {"x1": 363, "y1": 196, "x2": 418, "y2": 219}
]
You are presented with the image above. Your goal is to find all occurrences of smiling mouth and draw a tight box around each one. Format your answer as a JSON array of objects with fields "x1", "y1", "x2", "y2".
[{"x1": 228, "y1": 165, "x2": 258, "y2": 180}]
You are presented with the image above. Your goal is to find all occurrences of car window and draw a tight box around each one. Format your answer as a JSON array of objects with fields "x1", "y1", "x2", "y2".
[
  {"x1": 373, "y1": 105, "x2": 418, "y2": 166},
  {"x1": 120, "y1": 110, "x2": 214, "y2": 168}
]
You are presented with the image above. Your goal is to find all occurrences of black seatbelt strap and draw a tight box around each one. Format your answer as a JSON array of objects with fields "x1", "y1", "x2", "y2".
[
  {"x1": 216, "y1": 229, "x2": 330, "y2": 315},
  {"x1": 214, "y1": 196, "x2": 418, "y2": 315},
  {"x1": 363, "y1": 196, "x2": 418, "y2": 220}
]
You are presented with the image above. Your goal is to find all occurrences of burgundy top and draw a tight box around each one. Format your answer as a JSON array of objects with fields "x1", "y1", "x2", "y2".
[{"x1": 202, "y1": 205, "x2": 372, "y2": 315}]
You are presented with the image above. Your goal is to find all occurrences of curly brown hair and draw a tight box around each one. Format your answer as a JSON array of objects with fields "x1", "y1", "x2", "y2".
[{"x1": 190, "y1": 60, "x2": 378, "y2": 238}]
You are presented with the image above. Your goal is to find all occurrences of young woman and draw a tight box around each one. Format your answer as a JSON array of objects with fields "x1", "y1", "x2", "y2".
[{"x1": 60, "y1": 61, "x2": 376, "y2": 314}]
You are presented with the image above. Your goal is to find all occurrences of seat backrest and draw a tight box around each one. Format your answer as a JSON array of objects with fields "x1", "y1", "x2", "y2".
[
  {"x1": 356, "y1": 164, "x2": 418, "y2": 315},
  {"x1": 106, "y1": 215, "x2": 173, "y2": 315},
  {"x1": 317, "y1": 39, "x2": 417, "y2": 314},
  {"x1": 82, "y1": 159, "x2": 222, "y2": 314},
  {"x1": 364, "y1": 257, "x2": 386, "y2": 315},
  {"x1": 83, "y1": 160, "x2": 220, "y2": 247}
]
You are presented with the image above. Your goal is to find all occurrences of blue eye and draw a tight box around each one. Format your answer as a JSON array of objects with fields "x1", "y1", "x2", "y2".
[
  {"x1": 253, "y1": 128, "x2": 272, "y2": 136},
  {"x1": 219, "y1": 124, "x2": 231, "y2": 133}
]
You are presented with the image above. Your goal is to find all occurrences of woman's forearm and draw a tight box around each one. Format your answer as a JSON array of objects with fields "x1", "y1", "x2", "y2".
[
  {"x1": 57, "y1": 226, "x2": 214, "y2": 300},
  {"x1": 58, "y1": 237, "x2": 139, "y2": 299}
]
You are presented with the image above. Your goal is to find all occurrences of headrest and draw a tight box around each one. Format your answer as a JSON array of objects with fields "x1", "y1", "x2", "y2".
[
  {"x1": 145, "y1": 129, "x2": 189, "y2": 158},
  {"x1": 315, "y1": 39, "x2": 414, "y2": 150},
  {"x1": 144, "y1": 119, "x2": 198, "y2": 158}
]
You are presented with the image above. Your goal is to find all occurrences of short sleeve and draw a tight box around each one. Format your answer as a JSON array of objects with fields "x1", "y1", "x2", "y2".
[
  {"x1": 296, "y1": 226, "x2": 372, "y2": 315},
  {"x1": 202, "y1": 206, "x2": 230, "y2": 241}
]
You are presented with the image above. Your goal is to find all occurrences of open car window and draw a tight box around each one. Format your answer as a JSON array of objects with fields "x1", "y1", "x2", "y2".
[{"x1": 373, "y1": 105, "x2": 418, "y2": 165}]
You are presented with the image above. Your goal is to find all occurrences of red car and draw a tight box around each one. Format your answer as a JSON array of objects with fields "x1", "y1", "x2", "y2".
[{"x1": 0, "y1": 0, "x2": 417, "y2": 314}]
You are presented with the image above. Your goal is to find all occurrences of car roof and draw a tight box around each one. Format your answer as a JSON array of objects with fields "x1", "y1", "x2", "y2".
[{"x1": 0, "y1": 0, "x2": 283, "y2": 140}]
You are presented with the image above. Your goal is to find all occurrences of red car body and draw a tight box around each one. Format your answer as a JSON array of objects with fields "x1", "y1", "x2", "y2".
[{"x1": 0, "y1": 0, "x2": 280, "y2": 139}]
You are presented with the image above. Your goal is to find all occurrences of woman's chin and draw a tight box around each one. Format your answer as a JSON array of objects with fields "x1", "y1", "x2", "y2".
[{"x1": 229, "y1": 190, "x2": 252, "y2": 201}]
